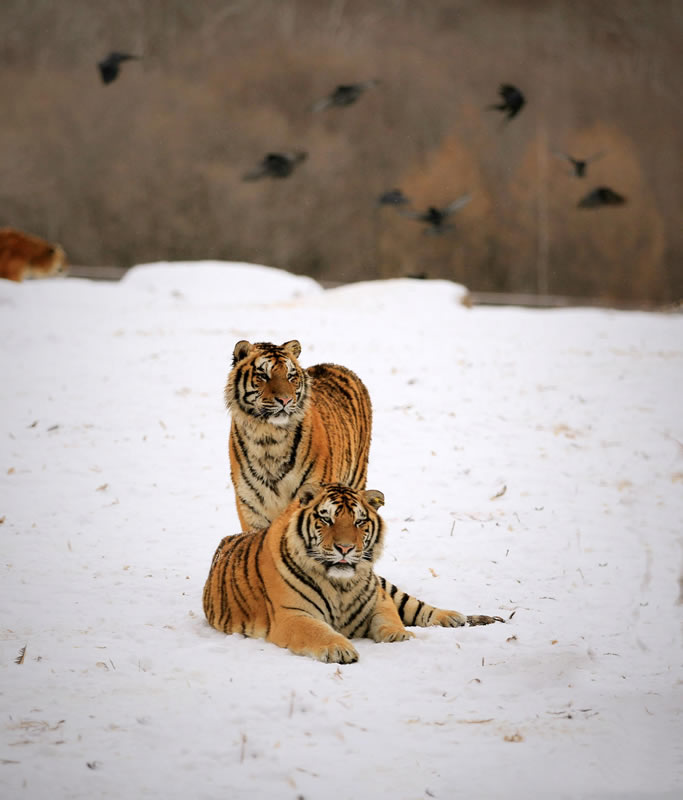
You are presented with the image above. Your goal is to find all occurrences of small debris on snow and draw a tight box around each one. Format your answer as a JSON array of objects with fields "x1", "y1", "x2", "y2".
[{"x1": 504, "y1": 732, "x2": 524, "y2": 743}]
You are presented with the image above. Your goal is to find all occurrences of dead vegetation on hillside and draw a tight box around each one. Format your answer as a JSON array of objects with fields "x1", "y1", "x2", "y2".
[{"x1": 0, "y1": 0, "x2": 681, "y2": 303}]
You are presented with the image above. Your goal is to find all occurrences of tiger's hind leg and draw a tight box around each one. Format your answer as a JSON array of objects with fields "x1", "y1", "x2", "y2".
[{"x1": 377, "y1": 576, "x2": 504, "y2": 628}]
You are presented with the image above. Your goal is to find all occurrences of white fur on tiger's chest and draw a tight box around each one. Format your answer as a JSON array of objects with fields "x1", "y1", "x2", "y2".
[
  {"x1": 248, "y1": 462, "x2": 304, "y2": 520},
  {"x1": 232, "y1": 418, "x2": 314, "y2": 527}
]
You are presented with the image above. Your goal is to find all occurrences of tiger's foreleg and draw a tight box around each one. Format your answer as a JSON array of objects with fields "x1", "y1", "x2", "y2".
[
  {"x1": 269, "y1": 613, "x2": 359, "y2": 664},
  {"x1": 377, "y1": 576, "x2": 504, "y2": 628},
  {"x1": 368, "y1": 588, "x2": 415, "y2": 643}
]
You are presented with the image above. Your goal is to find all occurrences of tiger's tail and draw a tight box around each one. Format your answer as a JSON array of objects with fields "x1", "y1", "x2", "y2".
[{"x1": 377, "y1": 576, "x2": 504, "y2": 628}]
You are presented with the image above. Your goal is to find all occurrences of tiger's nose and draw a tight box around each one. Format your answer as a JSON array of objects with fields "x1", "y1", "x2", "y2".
[
  {"x1": 276, "y1": 396, "x2": 292, "y2": 408},
  {"x1": 335, "y1": 543, "x2": 354, "y2": 555}
]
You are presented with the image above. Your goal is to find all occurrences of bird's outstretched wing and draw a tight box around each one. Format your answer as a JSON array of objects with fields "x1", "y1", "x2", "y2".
[
  {"x1": 577, "y1": 187, "x2": 626, "y2": 208},
  {"x1": 310, "y1": 79, "x2": 380, "y2": 111},
  {"x1": 310, "y1": 96, "x2": 333, "y2": 113},
  {"x1": 357, "y1": 79, "x2": 381, "y2": 91},
  {"x1": 443, "y1": 194, "x2": 472, "y2": 215},
  {"x1": 97, "y1": 53, "x2": 141, "y2": 85},
  {"x1": 397, "y1": 208, "x2": 425, "y2": 220},
  {"x1": 281, "y1": 151, "x2": 307, "y2": 165},
  {"x1": 376, "y1": 189, "x2": 410, "y2": 207},
  {"x1": 242, "y1": 166, "x2": 267, "y2": 182},
  {"x1": 585, "y1": 151, "x2": 606, "y2": 164}
]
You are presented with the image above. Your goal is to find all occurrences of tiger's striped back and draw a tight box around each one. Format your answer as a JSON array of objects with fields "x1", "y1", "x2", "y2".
[
  {"x1": 305, "y1": 363, "x2": 371, "y2": 488},
  {"x1": 225, "y1": 340, "x2": 372, "y2": 531}
]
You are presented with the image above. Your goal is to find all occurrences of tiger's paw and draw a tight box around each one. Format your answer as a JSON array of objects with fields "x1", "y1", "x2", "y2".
[
  {"x1": 466, "y1": 614, "x2": 506, "y2": 626},
  {"x1": 431, "y1": 609, "x2": 469, "y2": 628},
  {"x1": 308, "y1": 638, "x2": 359, "y2": 664},
  {"x1": 373, "y1": 625, "x2": 415, "y2": 644}
]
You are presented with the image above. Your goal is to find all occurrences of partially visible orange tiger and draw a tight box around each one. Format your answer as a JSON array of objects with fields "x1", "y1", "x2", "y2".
[
  {"x1": 0, "y1": 228, "x2": 68, "y2": 282},
  {"x1": 225, "y1": 340, "x2": 372, "y2": 531},
  {"x1": 203, "y1": 483, "x2": 503, "y2": 663}
]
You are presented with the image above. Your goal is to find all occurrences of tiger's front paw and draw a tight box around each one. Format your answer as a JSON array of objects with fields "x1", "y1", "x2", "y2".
[
  {"x1": 307, "y1": 637, "x2": 359, "y2": 664},
  {"x1": 466, "y1": 614, "x2": 506, "y2": 626},
  {"x1": 430, "y1": 609, "x2": 468, "y2": 628},
  {"x1": 373, "y1": 625, "x2": 415, "y2": 643}
]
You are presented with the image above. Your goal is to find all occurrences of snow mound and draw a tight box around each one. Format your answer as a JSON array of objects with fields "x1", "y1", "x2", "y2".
[
  {"x1": 121, "y1": 260, "x2": 323, "y2": 305},
  {"x1": 314, "y1": 277, "x2": 470, "y2": 311}
]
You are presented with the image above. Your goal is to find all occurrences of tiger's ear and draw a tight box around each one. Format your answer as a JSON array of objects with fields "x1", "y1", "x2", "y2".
[
  {"x1": 281, "y1": 340, "x2": 302, "y2": 359},
  {"x1": 232, "y1": 340, "x2": 252, "y2": 366},
  {"x1": 363, "y1": 490, "x2": 385, "y2": 510},
  {"x1": 297, "y1": 483, "x2": 320, "y2": 506}
]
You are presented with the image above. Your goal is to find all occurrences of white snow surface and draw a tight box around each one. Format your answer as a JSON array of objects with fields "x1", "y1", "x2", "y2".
[{"x1": 1, "y1": 261, "x2": 681, "y2": 800}]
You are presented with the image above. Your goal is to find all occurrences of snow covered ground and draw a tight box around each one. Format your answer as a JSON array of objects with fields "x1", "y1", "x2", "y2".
[{"x1": 1, "y1": 262, "x2": 681, "y2": 800}]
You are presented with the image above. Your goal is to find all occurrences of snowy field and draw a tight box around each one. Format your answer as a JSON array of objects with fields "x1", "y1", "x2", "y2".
[{"x1": 1, "y1": 262, "x2": 681, "y2": 800}]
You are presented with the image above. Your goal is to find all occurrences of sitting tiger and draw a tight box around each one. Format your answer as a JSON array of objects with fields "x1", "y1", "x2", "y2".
[
  {"x1": 203, "y1": 483, "x2": 503, "y2": 663},
  {"x1": 225, "y1": 339, "x2": 371, "y2": 531}
]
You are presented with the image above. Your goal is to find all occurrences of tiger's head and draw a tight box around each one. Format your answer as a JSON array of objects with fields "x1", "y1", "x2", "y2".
[
  {"x1": 291, "y1": 483, "x2": 386, "y2": 582},
  {"x1": 225, "y1": 339, "x2": 309, "y2": 427}
]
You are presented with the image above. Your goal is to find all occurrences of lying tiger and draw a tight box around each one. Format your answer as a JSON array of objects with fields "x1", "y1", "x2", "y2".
[
  {"x1": 203, "y1": 483, "x2": 503, "y2": 663},
  {"x1": 225, "y1": 339, "x2": 371, "y2": 531}
]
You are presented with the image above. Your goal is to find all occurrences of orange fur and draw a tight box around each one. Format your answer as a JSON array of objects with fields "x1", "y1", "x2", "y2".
[
  {"x1": 203, "y1": 484, "x2": 503, "y2": 663},
  {"x1": 0, "y1": 228, "x2": 68, "y2": 282},
  {"x1": 225, "y1": 340, "x2": 372, "y2": 531},
  {"x1": 204, "y1": 484, "x2": 409, "y2": 663}
]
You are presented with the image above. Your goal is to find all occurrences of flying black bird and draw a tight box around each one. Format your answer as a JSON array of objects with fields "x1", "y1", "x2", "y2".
[
  {"x1": 311, "y1": 80, "x2": 381, "y2": 112},
  {"x1": 376, "y1": 188, "x2": 410, "y2": 207},
  {"x1": 242, "y1": 151, "x2": 308, "y2": 181},
  {"x1": 554, "y1": 151, "x2": 605, "y2": 178},
  {"x1": 400, "y1": 194, "x2": 472, "y2": 233},
  {"x1": 577, "y1": 186, "x2": 626, "y2": 209},
  {"x1": 97, "y1": 52, "x2": 141, "y2": 85},
  {"x1": 487, "y1": 84, "x2": 525, "y2": 121}
]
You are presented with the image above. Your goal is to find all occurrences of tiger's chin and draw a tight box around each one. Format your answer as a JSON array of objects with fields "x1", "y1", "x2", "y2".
[
  {"x1": 326, "y1": 564, "x2": 357, "y2": 580},
  {"x1": 258, "y1": 406, "x2": 302, "y2": 427},
  {"x1": 267, "y1": 411, "x2": 295, "y2": 427}
]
